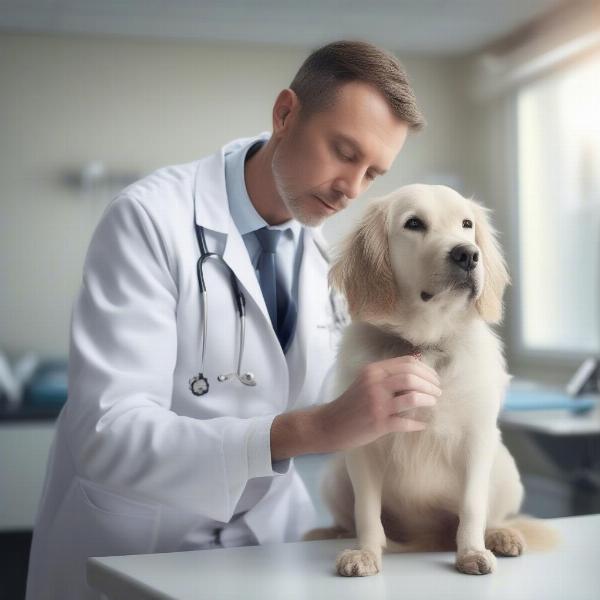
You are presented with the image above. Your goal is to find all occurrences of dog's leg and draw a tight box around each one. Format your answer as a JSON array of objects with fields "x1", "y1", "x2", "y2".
[
  {"x1": 335, "y1": 447, "x2": 386, "y2": 577},
  {"x1": 455, "y1": 429, "x2": 499, "y2": 575},
  {"x1": 485, "y1": 443, "x2": 526, "y2": 557}
]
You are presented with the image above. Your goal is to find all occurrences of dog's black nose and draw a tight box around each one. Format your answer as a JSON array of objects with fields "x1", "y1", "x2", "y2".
[{"x1": 449, "y1": 244, "x2": 479, "y2": 271}]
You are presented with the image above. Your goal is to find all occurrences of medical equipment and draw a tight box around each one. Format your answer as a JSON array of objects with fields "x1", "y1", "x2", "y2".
[
  {"x1": 189, "y1": 224, "x2": 257, "y2": 396},
  {"x1": 0, "y1": 351, "x2": 40, "y2": 410},
  {"x1": 566, "y1": 357, "x2": 599, "y2": 396},
  {"x1": 188, "y1": 204, "x2": 351, "y2": 397}
]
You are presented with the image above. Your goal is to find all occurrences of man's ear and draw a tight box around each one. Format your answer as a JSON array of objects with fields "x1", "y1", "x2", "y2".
[
  {"x1": 329, "y1": 198, "x2": 397, "y2": 320},
  {"x1": 470, "y1": 199, "x2": 511, "y2": 324},
  {"x1": 272, "y1": 89, "x2": 298, "y2": 134}
]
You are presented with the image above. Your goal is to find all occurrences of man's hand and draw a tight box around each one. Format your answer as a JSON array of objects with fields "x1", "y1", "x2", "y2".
[{"x1": 270, "y1": 355, "x2": 441, "y2": 460}]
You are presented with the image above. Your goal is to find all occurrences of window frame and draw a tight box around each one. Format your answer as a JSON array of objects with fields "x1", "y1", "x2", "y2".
[{"x1": 507, "y1": 59, "x2": 600, "y2": 372}]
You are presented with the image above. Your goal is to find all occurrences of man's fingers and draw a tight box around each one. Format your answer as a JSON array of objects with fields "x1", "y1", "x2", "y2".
[
  {"x1": 382, "y1": 373, "x2": 442, "y2": 398},
  {"x1": 390, "y1": 391, "x2": 438, "y2": 414}
]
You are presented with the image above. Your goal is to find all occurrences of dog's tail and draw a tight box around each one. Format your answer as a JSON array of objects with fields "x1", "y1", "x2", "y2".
[{"x1": 502, "y1": 514, "x2": 561, "y2": 551}]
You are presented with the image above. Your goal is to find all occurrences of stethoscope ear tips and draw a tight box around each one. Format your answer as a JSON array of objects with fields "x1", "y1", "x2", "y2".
[{"x1": 216, "y1": 372, "x2": 257, "y2": 386}]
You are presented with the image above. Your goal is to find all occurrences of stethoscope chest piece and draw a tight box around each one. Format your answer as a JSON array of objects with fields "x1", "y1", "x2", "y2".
[{"x1": 189, "y1": 373, "x2": 209, "y2": 396}]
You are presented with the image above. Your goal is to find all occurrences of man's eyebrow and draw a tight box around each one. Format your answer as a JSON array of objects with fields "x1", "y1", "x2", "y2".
[{"x1": 335, "y1": 134, "x2": 388, "y2": 175}]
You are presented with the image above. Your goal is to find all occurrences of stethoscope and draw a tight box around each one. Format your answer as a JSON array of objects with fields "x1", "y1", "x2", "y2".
[
  {"x1": 189, "y1": 224, "x2": 257, "y2": 396},
  {"x1": 188, "y1": 208, "x2": 351, "y2": 397}
]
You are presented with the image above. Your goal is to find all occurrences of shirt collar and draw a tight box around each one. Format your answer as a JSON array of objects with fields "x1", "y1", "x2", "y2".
[{"x1": 224, "y1": 139, "x2": 301, "y2": 243}]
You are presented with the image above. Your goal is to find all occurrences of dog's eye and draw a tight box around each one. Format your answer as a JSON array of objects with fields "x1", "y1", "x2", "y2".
[
  {"x1": 404, "y1": 217, "x2": 426, "y2": 231},
  {"x1": 463, "y1": 219, "x2": 473, "y2": 229}
]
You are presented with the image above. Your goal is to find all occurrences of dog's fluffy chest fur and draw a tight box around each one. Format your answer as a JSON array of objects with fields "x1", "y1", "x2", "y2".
[
  {"x1": 334, "y1": 319, "x2": 510, "y2": 475},
  {"x1": 330, "y1": 320, "x2": 510, "y2": 522}
]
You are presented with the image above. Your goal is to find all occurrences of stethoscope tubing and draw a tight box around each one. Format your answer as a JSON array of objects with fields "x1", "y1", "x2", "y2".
[{"x1": 191, "y1": 226, "x2": 256, "y2": 396}]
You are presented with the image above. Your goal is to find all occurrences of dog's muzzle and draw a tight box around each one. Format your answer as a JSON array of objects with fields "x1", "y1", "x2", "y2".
[
  {"x1": 421, "y1": 244, "x2": 481, "y2": 302},
  {"x1": 447, "y1": 243, "x2": 481, "y2": 297},
  {"x1": 448, "y1": 244, "x2": 479, "y2": 272}
]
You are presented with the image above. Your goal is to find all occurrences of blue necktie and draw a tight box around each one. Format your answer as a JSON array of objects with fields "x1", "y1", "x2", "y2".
[{"x1": 255, "y1": 227, "x2": 297, "y2": 353}]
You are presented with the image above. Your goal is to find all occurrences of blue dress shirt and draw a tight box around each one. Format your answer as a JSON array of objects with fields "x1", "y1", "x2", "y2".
[{"x1": 223, "y1": 139, "x2": 304, "y2": 314}]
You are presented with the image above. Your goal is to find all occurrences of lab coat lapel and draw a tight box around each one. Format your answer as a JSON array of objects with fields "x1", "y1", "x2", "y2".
[
  {"x1": 192, "y1": 132, "x2": 270, "y2": 235},
  {"x1": 221, "y1": 220, "x2": 273, "y2": 328},
  {"x1": 289, "y1": 227, "x2": 331, "y2": 404},
  {"x1": 192, "y1": 133, "x2": 282, "y2": 344}
]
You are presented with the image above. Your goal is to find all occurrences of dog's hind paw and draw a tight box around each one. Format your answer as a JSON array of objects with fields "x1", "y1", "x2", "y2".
[
  {"x1": 336, "y1": 548, "x2": 380, "y2": 577},
  {"x1": 455, "y1": 548, "x2": 496, "y2": 575},
  {"x1": 485, "y1": 527, "x2": 526, "y2": 557}
]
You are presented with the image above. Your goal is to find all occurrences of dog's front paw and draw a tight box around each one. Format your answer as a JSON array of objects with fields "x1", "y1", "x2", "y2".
[
  {"x1": 455, "y1": 548, "x2": 497, "y2": 575},
  {"x1": 485, "y1": 527, "x2": 526, "y2": 557},
  {"x1": 336, "y1": 548, "x2": 381, "y2": 577}
]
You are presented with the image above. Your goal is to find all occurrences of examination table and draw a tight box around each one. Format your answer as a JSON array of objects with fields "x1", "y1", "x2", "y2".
[{"x1": 88, "y1": 513, "x2": 598, "y2": 599}]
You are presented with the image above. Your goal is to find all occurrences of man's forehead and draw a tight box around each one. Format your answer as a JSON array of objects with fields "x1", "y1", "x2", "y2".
[{"x1": 301, "y1": 81, "x2": 409, "y2": 168}]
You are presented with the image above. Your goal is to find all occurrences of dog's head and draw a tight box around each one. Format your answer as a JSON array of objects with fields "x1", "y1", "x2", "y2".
[{"x1": 329, "y1": 184, "x2": 510, "y2": 335}]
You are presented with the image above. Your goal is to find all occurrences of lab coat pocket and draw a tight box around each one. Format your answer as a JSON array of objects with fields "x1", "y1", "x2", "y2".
[
  {"x1": 39, "y1": 478, "x2": 162, "y2": 600},
  {"x1": 74, "y1": 477, "x2": 160, "y2": 556},
  {"x1": 61, "y1": 478, "x2": 160, "y2": 557},
  {"x1": 78, "y1": 478, "x2": 157, "y2": 519}
]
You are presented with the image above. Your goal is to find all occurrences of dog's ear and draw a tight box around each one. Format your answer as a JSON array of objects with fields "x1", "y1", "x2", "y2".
[
  {"x1": 470, "y1": 199, "x2": 510, "y2": 324},
  {"x1": 329, "y1": 198, "x2": 396, "y2": 320}
]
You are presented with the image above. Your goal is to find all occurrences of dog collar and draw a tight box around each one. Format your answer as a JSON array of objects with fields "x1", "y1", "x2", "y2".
[{"x1": 403, "y1": 338, "x2": 446, "y2": 357}]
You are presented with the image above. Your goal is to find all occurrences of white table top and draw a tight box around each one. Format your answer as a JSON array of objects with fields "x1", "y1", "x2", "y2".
[{"x1": 88, "y1": 514, "x2": 600, "y2": 600}]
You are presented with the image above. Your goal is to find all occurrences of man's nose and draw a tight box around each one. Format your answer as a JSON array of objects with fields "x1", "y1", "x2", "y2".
[
  {"x1": 333, "y1": 169, "x2": 363, "y2": 201},
  {"x1": 448, "y1": 243, "x2": 479, "y2": 271}
]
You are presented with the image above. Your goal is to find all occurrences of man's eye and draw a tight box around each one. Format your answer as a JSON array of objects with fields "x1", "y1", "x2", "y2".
[
  {"x1": 463, "y1": 219, "x2": 473, "y2": 228},
  {"x1": 336, "y1": 147, "x2": 353, "y2": 162},
  {"x1": 404, "y1": 217, "x2": 426, "y2": 230}
]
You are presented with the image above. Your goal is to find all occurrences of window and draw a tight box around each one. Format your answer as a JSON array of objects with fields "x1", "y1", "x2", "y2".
[{"x1": 516, "y1": 52, "x2": 600, "y2": 356}]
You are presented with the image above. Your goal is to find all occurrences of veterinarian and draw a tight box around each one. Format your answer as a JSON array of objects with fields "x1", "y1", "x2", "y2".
[{"x1": 26, "y1": 40, "x2": 440, "y2": 600}]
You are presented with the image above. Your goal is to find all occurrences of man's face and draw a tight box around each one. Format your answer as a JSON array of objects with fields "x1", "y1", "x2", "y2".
[{"x1": 271, "y1": 81, "x2": 410, "y2": 227}]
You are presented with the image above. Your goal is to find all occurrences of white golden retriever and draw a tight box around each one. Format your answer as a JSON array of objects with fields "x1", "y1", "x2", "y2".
[{"x1": 305, "y1": 184, "x2": 557, "y2": 576}]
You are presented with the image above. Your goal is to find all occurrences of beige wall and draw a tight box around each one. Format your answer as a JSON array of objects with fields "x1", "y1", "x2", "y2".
[{"x1": 0, "y1": 32, "x2": 483, "y2": 360}]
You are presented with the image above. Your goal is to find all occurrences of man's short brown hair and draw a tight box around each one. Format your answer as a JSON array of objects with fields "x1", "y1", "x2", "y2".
[{"x1": 290, "y1": 40, "x2": 426, "y2": 131}]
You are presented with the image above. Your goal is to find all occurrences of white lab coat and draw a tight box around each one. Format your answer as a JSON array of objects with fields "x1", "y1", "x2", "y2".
[{"x1": 25, "y1": 134, "x2": 341, "y2": 600}]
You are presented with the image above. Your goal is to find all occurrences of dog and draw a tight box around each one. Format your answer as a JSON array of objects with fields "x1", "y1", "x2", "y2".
[{"x1": 304, "y1": 184, "x2": 558, "y2": 576}]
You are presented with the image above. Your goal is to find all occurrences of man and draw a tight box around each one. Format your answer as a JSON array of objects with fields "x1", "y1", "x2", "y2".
[{"x1": 26, "y1": 40, "x2": 441, "y2": 600}]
